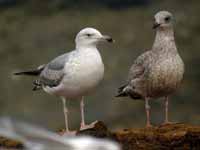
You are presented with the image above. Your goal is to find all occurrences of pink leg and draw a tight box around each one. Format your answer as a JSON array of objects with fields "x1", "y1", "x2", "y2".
[
  {"x1": 80, "y1": 96, "x2": 97, "y2": 130},
  {"x1": 165, "y1": 96, "x2": 169, "y2": 123},
  {"x1": 145, "y1": 97, "x2": 152, "y2": 127},
  {"x1": 80, "y1": 96, "x2": 85, "y2": 127},
  {"x1": 163, "y1": 96, "x2": 171, "y2": 124},
  {"x1": 61, "y1": 97, "x2": 76, "y2": 135}
]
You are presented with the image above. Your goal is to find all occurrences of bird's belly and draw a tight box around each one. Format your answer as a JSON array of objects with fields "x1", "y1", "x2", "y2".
[
  {"x1": 147, "y1": 57, "x2": 184, "y2": 98},
  {"x1": 54, "y1": 60, "x2": 104, "y2": 98}
]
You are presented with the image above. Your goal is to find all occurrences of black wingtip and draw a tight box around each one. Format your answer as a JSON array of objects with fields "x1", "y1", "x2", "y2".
[
  {"x1": 32, "y1": 80, "x2": 42, "y2": 91},
  {"x1": 115, "y1": 95, "x2": 120, "y2": 98},
  {"x1": 115, "y1": 84, "x2": 128, "y2": 98},
  {"x1": 115, "y1": 95, "x2": 122, "y2": 98},
  {"x1": 115, "y1": 92, "x2": 127, "y2": 98},
  {"x1": 32, "y1": 86, "x2": 41, "y2": 91},
  {"x1": 13, "y1": 72, "x2": 23, "y2": 75},
  {"x1": 13, "y1": 70, "x2": 42, "y2": 76}
]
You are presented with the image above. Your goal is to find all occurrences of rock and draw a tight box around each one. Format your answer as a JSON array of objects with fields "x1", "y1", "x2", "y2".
[
  {"x1": 77, "y1": 121, "x2": 114, "y2": 138},
  {"x1": 77, "y1": 122, "x2": 200, "y2": 150},
  {"x1": 0, "y1": 136, "x2": 23, "y2": 149}
]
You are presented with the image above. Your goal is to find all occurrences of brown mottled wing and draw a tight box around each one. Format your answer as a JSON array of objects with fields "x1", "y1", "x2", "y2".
[{"x1": 128, "y1": 51, "x2": 152, "y2": 82}]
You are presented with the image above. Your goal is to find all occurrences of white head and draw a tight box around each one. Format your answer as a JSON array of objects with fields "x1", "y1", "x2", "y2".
[
  {"x1": 153, "y1": 11, "x2": 174, "y2": 30},
  {"x1": 75, "y1": 27, "x2": 113, "y2": 49}
]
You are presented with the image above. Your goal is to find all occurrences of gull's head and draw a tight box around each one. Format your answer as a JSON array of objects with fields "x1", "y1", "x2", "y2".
[
  {"x1": 75, "y1": 27, "x2": 113, "y2": 49},
  {"x1": 153, "y1": 11, "x2": 174, "y2": 30}
]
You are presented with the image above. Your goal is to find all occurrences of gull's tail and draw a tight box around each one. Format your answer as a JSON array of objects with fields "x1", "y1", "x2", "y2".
[
  {"x1": 115, "y1": 84, "x2": 128, "y2": 97},
  {"x1": 14, "y1": 65, "x2": 45, "y2": 76},
  {"x1": 115, "y1": 84, "x2": 142, "y2": 99}
]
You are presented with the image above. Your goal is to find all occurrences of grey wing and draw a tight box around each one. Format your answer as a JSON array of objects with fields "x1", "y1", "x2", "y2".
[
  {"x1": 39, "y1": 67, "x2": 64, "y2": 87},
  {"x1": 38, "y1": 52, "x2": 72, "y2": 88}
]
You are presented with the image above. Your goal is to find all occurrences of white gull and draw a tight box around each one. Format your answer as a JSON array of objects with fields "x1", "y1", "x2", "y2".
[{"x1": 14, "y1": 27, "x2": 113, "y2": 134}]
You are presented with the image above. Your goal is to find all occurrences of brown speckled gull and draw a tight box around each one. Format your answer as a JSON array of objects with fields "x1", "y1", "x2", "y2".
[{"x1": 116, "y1": 11, "x2": 185, "y2": 127}]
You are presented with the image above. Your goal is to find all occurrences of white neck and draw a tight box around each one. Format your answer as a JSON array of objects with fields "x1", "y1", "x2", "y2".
[
  {"x1": 75, "y1": 40, "x2": 98, "y2": 50},
  {"x1": 76, "y1": 45, "x2": 97, "y2": 50}
]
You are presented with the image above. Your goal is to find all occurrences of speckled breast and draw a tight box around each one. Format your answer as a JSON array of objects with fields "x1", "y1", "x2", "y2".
[{"x1": 147, "y1": 54, "x2": 184, "y2": 98}]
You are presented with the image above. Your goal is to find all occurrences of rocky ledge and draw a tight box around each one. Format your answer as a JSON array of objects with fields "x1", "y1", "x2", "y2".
[{"x1": 1, "y1": 121, "x2": 200, "y2": 150}]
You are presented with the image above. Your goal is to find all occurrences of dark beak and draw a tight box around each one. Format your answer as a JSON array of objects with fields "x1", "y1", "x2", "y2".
[
  {"x1": 153, "y1": 22, "x2": 161, "y2": 29},
  {"x1": 102, "y1": 35, "x2": 114, "y2": 43}
]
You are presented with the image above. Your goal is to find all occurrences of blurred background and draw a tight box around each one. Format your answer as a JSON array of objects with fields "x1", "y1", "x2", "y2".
[{"x1": 1, "y1": 0, "x2": 200, "y2": 131}]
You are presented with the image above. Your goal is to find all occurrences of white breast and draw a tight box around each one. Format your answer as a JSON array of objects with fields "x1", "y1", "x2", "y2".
[{"x1": 52, "y1": 49, "x2": 104, "y2": 98}]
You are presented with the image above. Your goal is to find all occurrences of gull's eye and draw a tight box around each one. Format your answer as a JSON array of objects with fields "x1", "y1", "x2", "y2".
[
  {"x1": 165, "y1": 16, "x2": 170, "y2": 22},
  {"x1": 86, "y1": 34, "x2": 92, "y2": 37}
]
